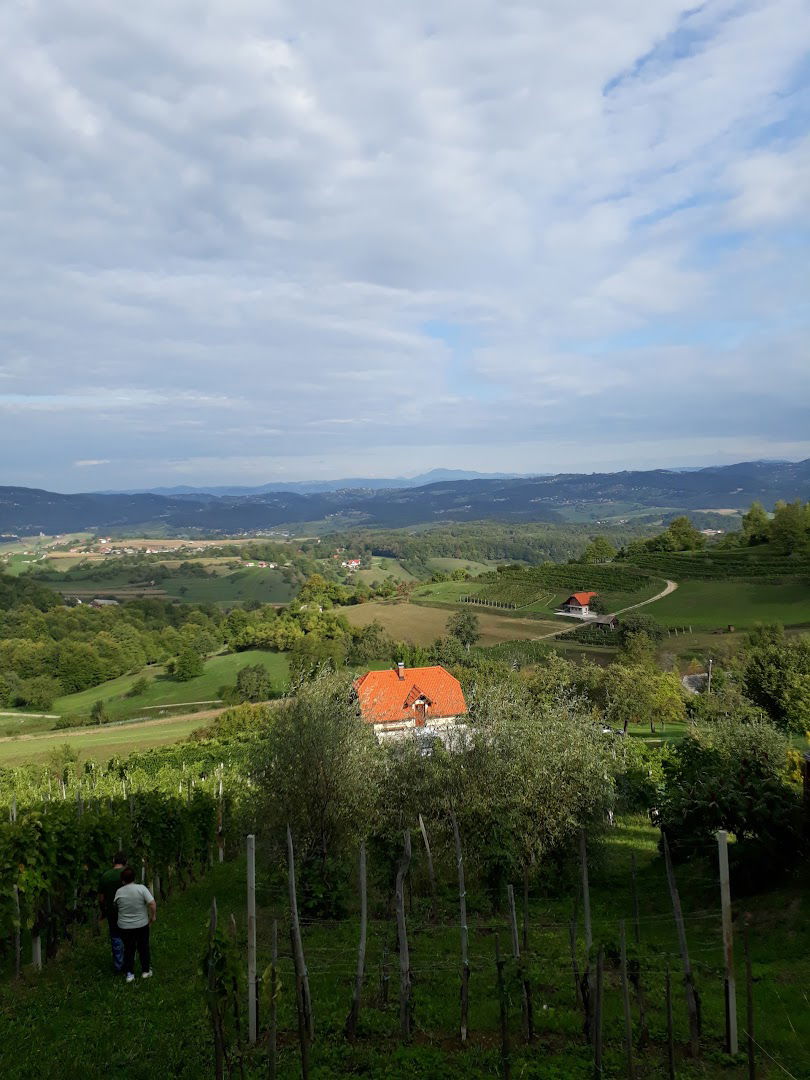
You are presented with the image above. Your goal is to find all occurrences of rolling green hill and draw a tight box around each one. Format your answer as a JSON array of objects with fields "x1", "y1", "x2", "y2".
[{"x1": 1, "y1": 650, "x2": 290, "y2": 732}]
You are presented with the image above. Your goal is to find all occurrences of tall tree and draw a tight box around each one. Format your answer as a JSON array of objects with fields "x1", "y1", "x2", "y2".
[{"x1": 447, "y1": 610, "x2": 480, "y2": 652}]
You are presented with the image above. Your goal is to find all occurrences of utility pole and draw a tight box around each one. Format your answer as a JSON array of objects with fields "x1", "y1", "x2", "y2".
[{"x1": 707, "y1": 657, "x2": 713, "y2": 695}]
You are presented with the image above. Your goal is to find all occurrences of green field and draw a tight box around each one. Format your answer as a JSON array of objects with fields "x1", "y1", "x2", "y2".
[
  {"x1": 353, "y1": 556, "x2": 417, "y2": 585},
  {"x1": 427, "y1": 556, "x2": 498, "y2": 576},
  {"x1": 0, "y1": 712, "x2": 212, "y2": 767},
  {"x1": 650, "y1": 580, "x2": 810, "y2": 630},
  {"x1": 2, "y1": 814, "x2": 807, "y2": 1078},
  {"x1": 1, "y1": 650, "x2": 290, "y2": 734},
  {"x1": 160, "y1": 568, "x2": 294, "y2": 605},
  {"x1": 46, "y1": 566, "x2": 295, "y2": 607},
  {"x1": 344, "y1": 599, "x2": 562, "y2": 644}
]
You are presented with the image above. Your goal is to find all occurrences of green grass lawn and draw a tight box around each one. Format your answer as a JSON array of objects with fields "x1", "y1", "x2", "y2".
[
  {"x1": 353, "y1": 556, "x2": 417, "y2": 586},
  {"x1": 650, "y1": 580, "x2": 810, "y2": 630},
  {"x1": 1, "y1": 650, "x2": 290, "y2": 732},
  {"x1": 1, "y1": 814, "x2": 806, "y2": 1078},
  {"x1": 427, "y1": 557, "x2": 498, "y2": 576},
  {"x1": 412, "y1": 580, "x2": 480, "y2": 604},
  {"x1": 0, "y1": 713, "x2": 209, "y2": 767},
  {"x1": 59, "y1": 649, "x2": 289, "y2": 718},
  {"x1": 44, "y1": 566, "x2": 295, "y2": 607},
  {"x1": 160, "y1": 567, "x2": 295, "y2": 606}
]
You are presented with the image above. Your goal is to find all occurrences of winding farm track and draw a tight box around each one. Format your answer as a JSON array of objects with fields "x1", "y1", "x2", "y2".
[
  {"x1": 613, "y1": 578, "x2": 678, "y2": 614},
  {"x1": 531, "y1": 578, "x2": 678, "y2": 640}
]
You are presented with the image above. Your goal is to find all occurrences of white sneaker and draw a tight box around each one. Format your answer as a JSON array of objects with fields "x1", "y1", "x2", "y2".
[
  {"x1": 141, "y1": 970, "x2": 153, "y2": 979},
  {"x1": 126, "y1": 973, "x2": 135, "y2": 983}
]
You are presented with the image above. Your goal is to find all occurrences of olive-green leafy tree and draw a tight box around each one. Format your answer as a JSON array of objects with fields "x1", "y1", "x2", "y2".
[
  {"x1": 447, "y1": 610, "x2": 480, "y2": 652},
  {"x1": 604, "y1": 664, "x2": 686, "y2": 733},
  {"x1": 173, "y1": 646, "x2": 205, "y2": 682},
  {"x1": 659, "y1": 719, "x2": 802, "y2": 879},
  {"x1": 742, "y1": 629, "x2": 810, "y2": 733},
  {"x1": 581, "y1": 536, "x2": 617, "y2": 564},
  {"x1": 251, "y1": 673, "x2": 381, "y2": 915}
]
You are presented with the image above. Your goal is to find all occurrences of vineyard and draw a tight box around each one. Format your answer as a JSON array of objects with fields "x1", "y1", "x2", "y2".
[
  {"x1": 466, "y1": 564, "x2": 660, "y2": 612},
  {"x1": 625, "y1": 550, "x2": 810, "y2": 582},
  {"x1": 0, "y1": 741, "x2": 243, "y2": 979}
]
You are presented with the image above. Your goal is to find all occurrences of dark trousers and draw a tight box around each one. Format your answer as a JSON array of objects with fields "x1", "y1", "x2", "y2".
[
  {"x1": 109, "y1": 925, "x2": 124, "y2": 973},
  {"x1": 120, "y1": 925, "x2": 151, "y2": 975}
]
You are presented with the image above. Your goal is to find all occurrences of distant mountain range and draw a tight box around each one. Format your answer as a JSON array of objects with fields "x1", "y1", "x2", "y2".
[
  {"x1": 1, "y1": 459, "x2": 808, "y2": 536},
  {"x1": 100, "y1": 469, "x2": 524, "y2": 496}
]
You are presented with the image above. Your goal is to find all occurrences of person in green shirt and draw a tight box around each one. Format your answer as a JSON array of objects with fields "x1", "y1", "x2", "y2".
[{"x1": 97, "y1": 851, "x2": 126, "y2": 974}]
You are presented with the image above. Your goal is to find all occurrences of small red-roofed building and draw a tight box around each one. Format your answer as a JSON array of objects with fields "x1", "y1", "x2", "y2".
[
  {"x1": 353, "y1": 663, "x2": 467, "y2": 743},
  {"x1": 560, "y1": 591, "x2": 598, "y2": 616}
]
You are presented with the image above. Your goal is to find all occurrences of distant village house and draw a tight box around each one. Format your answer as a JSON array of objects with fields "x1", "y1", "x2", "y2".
[
  {"x1": 560, "y1": 591, "x2": 598, "y2": 616},
  {"x1": 354, "y1": 664, "x2": 467, "y2": 744}
]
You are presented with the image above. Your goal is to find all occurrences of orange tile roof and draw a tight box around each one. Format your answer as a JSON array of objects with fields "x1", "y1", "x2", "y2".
[
  {"x1": 353, "y1": 666, "x2": 467, "y2": 727},
  {"x1": 567, "y1": 591, "x2": 598, "y2": 605}
]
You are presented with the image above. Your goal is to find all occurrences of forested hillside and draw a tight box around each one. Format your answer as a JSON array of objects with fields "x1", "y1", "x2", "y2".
[{"x1": 2, "y1": 459, "x2": 809, "y2": 534}]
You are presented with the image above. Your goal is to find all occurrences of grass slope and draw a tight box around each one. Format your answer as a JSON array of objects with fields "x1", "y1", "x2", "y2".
[
  {"x1": 0, "y1": 713, "x2": 211, "y2": 767},
  {"x1": 1, "y1": 815, "x2": 807, "y2": 1078},
  {"x1": 1, "y1": 651, "x2": 290, "y2": 735},
  {"x1": 650, "y1": 580, "x2": 810, "y2": 630},
  {"x1": 343, "y1": 600, "x2": 562, "y2": 644}
]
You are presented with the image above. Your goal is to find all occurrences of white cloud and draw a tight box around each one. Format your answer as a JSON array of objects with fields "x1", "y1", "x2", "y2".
[{"x1": 0, "y1": 0, "x2": 808, "y2": 487}]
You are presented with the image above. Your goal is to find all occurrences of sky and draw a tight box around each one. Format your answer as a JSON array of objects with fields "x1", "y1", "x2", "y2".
[{"x1": 1, "y1": 0, "x2": 809, "y2": 491}]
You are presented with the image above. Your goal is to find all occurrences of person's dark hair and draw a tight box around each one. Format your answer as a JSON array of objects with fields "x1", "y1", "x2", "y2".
[
  {"x1": 120, "y1": 866, "x2": 136, "y2": 885},
  {"x1": 113, "y1": 851, "x2": 126, "y2": 866}
]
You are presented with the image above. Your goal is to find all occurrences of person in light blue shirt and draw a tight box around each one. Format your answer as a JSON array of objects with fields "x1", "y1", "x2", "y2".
[{"x1": 114, "y1": 866, "x2": 157, "y2": 982}]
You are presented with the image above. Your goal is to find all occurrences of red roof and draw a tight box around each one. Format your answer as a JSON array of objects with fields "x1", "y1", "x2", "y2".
[
  {"x1": 567, "y1": 591, "x2": 597, "y2": 606},
  {"x1": 353, "y1": 666, "x2": 467, "y2": 726}
]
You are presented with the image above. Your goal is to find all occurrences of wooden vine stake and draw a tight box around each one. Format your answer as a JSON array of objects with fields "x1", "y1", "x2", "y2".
[
  {"x1": 507, "y1": 884, "x2": 533, "y2": 1042},
  {"x1": 744, "y1": 919, "x2": 755, "y2": 1080},
  {"x1": 495, "y1": 935, "x2": 512, "y2": 1080},
  {"x1": 286, "y1": 825, "x2": 313, "y2": 1045},
  {"x1": 522, "y1": 864, "x2": 530, "y2": 954},
  {"x1": 619, "y1": 920, "x2": 635, "y2": 1080},
  {"x1": 31, "y1": 927, "x2": 42, "y2": 972},
  {"x1": 12, "y1": 885, "x2": 21, "y2": 978},
  {"x1": 593, "y1": 947, "x2": 604, "y2": 1079},
  {"x1": 217, "y1": 775, "x2": 224, "y2": 863},
  {"x1": 417, "y1": 814, "x2": 437, "y2": 920},
  {"x1": 665, "y1": 963, "x2": 675, "y2": 1080},
  {"x1": 580, "y1": 830, "x2": 594, "y2": 1041},
  {"x1": 228, "y1": 912, "x2": 246, "y2": 1078},
  {"x1": 662, "y1": 833, "x2": 700, "y2": 1057},
  {"x1": 345, "y1": 840, "x2": 368, "y2": 1041},
  {"x1": 629, "y1": 853, "x2": 648, "y2": 1043},
  {"x1": 268, "y1": 918, "x2": 278, "y2": 1080},
  {"x1": 569, "y1": 917, "x2": 582, "y2": 1009},
  {"x1": 206, "y1": 898, "x2": 225, "y2": 1080},
  {"x1": 451, "y1": 811, "x2": 470, "y2": 1042},
  {"x1": 395, "y1": 830, "x2": 412, "y2": 1042},
  {"x1": 246, "y1": 834, "x2": 257, "y2": 1045},
  {"x1": 716, "y1": 830, "x2": 738, "y2": 1055}
]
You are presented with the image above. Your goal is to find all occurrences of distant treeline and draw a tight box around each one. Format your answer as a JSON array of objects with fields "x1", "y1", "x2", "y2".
[{"x1": 329, "y1": 523, "x2": 645, "y2": 577}]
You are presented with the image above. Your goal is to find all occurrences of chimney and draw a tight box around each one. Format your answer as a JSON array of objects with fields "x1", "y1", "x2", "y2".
[{"x1": 397, "y1": 661, "x2": 405, "y2": 680}]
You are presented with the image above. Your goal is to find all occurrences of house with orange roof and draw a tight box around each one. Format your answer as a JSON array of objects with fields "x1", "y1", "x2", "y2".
[
  {"x1": 353, "y1": 663, "x2": 467, "y2": 743},
  {"x1": 559, "y1": 591, "x2": 598, "y2": 616}
]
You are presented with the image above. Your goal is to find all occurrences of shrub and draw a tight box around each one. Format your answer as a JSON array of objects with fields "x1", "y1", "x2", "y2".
[{"x1": 659, "y1": 719, "x2": 803, "y2": 881}]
